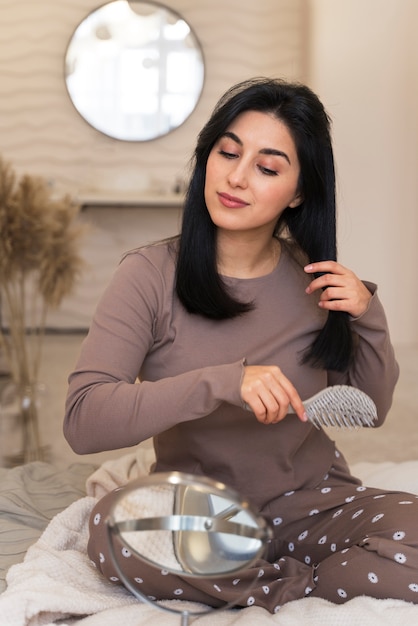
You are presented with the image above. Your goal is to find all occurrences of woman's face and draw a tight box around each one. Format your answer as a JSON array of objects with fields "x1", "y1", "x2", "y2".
[{"x1": 204, "y1": 110, "x2": 302, "y2": 237}]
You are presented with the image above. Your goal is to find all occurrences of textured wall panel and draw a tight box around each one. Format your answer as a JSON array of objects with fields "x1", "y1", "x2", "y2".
[
  {"x1": 0, "y1": 0, "x2": 304, "y2": 327},
  {"x1": 0, "y1": 0, "x2": 304, "y2": 195}
]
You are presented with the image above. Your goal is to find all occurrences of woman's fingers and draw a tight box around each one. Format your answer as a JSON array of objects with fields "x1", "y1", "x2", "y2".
[
  {"x1": 241, "y1": 365, "x2": 307, "y2": 425},
  {"x1": 304, "y1": 261, "x2": 372, "y2": 317}
]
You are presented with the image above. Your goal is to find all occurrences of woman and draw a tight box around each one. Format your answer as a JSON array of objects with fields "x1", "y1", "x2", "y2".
[{"x1": 64, "y1": 78, "x2": 418, "y2": 612}]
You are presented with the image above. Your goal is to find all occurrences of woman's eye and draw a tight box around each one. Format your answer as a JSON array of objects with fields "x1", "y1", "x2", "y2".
[
  {"x1": 218, "y1": 150, "x2": 237, "y2": 159},
  {"x1": 258, "y1": 165, "x2": 278, "y2": 176}
]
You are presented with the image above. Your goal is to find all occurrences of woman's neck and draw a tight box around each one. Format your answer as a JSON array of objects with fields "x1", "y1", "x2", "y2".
[{"x1": 216, "y1": 233, "x2": 281, "y2": 279}]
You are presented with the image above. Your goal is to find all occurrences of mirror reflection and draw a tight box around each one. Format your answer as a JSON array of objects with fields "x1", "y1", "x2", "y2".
[
  {"x1": 106, "y1": 472, "x2": 272, "y2": 577},
  {"x1": 64, "y1": 0, "x2": 205, "y2": 141}
]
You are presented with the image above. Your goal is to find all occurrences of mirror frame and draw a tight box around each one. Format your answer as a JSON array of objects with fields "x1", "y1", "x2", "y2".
[
  {"x1": 64, "y1": 0, "x2": 205, "y2": 142},
  {"x1": 106, "y1": 472, "x2": 273, "y2": 622},
  {"x1": 106, "y1": 471, "x2": 272, "y2": 577}
]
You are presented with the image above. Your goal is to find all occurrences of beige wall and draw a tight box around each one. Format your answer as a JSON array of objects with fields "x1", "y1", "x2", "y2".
[
  {"x1": 0, "y1": 0, "x2": 304, "y2": 196},
  {"x1": 1, "y1": 0, "x2": 417, "y2": 345},
  {"x1": 307, "y1": 0, "x2": 418, "y2": 346},
  {"x1": 0, "y1": 0, "x2": 305, "y2": 329}
]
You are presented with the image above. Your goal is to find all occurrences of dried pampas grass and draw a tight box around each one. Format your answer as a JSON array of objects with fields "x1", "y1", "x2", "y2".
[{"x1": 0, "y1": 156, "x2": 86, "y2": 416}]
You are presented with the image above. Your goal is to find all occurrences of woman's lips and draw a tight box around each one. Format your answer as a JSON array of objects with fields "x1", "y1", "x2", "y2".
[{"x1": 217, "y1": 192, "x2": 249, "y2": 209}]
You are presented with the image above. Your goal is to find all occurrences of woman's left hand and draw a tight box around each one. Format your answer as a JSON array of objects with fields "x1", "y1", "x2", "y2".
[{"x1": 304, "y1": 260, "x2": 372, "y2": 318}]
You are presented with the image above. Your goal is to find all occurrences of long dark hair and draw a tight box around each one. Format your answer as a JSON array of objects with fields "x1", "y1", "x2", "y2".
[{"x1": 175, "y1": 77, "x2": 353, "y2": 372}]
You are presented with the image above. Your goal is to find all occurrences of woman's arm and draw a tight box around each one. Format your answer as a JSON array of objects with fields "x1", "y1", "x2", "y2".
[
  {"x1": 304, "y1": 261, "x2": 399, "y2": 424},
  {"x1": 63, "y1": 252, "x2": 245, "y2": 454},
  {"x1": 327, "y1": 287, "x2": 399, "y2": 425}
]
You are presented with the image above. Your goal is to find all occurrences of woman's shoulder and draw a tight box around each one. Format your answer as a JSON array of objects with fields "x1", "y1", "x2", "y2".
[
  {"x1": 108, "y1": 238, "x2": 179, "y2": 300},
  {"x1": 120, "y1": 237, "x2": 179, "y2": 272},
  {"x1": 104, "y1": 239, "x2": 179, "y2": 311}
]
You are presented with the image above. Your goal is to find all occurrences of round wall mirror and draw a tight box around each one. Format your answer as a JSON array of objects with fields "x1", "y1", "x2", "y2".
[{"x1": 64, "y1": 0, "x2": 205, "y2": 141}]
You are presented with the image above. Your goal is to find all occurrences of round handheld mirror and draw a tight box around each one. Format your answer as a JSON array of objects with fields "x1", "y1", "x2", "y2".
[{"x1": 106, "y1": 471, "x2": 273, "y2": 623}]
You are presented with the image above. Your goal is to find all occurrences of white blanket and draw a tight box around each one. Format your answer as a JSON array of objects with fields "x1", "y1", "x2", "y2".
[{"x1": 2, "y1": 449, "x2": 418, "y2": 626}]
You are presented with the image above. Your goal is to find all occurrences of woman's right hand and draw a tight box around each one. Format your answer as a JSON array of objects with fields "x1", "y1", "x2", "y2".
[{"x1": 241, "y1": 365, "x2": 307, "y2": 425}]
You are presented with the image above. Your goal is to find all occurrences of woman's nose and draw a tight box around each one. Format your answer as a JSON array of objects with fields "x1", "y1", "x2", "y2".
[{"x1": 227, "y1": 162, "x2": 248, "y2": 188}]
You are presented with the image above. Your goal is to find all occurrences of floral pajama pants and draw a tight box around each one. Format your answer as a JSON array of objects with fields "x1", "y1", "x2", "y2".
[{"x1": 87, "y1": 452, "x2": 418, "y2": 613}]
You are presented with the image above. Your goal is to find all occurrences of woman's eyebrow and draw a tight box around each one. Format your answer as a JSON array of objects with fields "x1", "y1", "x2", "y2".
[
  {"x1": 260, "y1": 147, "x2": 291, "y2": 165},
  {"x1": 222, "y1": 131, "x2": 291, "y2": 164}
]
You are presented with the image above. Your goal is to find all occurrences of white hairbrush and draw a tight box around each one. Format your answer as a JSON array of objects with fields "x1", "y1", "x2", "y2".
[{"x1": 301, "y1": 385, "x2": 377, "y2": 429}]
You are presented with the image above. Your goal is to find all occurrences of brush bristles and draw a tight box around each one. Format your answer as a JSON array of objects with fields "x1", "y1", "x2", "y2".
[{"x1": 305, "y1": 385, "x2": 377, "y2": 430}]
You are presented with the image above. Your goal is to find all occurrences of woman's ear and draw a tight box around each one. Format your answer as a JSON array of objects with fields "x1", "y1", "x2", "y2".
[{"x1": 288, "y1": 192, "x2": 303, "y2": 208}]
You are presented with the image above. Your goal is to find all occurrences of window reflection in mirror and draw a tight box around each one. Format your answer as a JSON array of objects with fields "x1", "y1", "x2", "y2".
[{"x1": 64, "y1": 0, "x2": 205, "y2": 141}]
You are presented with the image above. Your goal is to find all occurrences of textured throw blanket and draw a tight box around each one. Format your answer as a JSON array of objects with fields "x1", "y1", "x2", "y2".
[
  {"x1": 0, "y1": 461, "x2": 97, "y2": 594},
  {"x1": 2, "y1": 450, "x2": 418, "y2": 626}
]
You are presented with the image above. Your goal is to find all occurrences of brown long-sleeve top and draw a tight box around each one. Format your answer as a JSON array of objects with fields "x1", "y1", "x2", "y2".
[{"x1": 64, "y1": 240, "x2": 399, "y2": 510}]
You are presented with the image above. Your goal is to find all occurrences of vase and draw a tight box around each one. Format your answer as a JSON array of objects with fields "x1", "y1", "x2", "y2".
[{"x1": 0, "y1": 380, "x2": 48, "y2": 467}]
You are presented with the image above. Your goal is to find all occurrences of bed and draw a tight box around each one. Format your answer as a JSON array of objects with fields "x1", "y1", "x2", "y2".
[{"x1": 1, "y1": 447, "x2": 418, "y2": 626}]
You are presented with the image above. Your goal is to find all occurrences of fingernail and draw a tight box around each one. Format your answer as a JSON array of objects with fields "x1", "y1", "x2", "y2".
[{"x1": 304, "y1": 264, "x2": 313, "y2": 271}]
